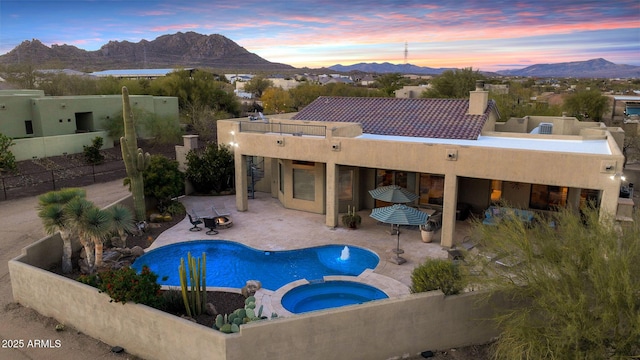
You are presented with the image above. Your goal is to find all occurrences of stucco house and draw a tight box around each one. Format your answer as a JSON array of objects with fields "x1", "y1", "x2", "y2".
[
  {"x1": 0, "y1": 89, "x2": 178, "y2": 161},
  {"x1": 216, "y1": 81, "x2": 628, "y2": 248}
]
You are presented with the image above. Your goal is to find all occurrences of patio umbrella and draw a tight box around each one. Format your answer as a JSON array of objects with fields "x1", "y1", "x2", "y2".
[
  {"x1": 368, "y1": 185, "x2": 418, "y2": 204},
  {"x1": 370, "y1": 204, "x2": 428, "y2": 265},
  {"x1": 369, "y1": 185, "x2": 419, "y2": 234}
]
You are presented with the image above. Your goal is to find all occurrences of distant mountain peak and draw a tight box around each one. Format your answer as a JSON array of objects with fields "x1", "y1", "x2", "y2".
[{"x1": 0, "y1": 32, "x2": 294, "y2": 72}]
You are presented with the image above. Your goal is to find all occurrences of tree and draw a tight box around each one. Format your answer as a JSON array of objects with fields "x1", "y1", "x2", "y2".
[
  {"x1": 63, "y1": 196, "x2": 97, "y2": 272},
  {"x1": 468, "y1": 207, "x2": 640, "y2": 359},
  {"x1": 563, "y1": 89, "x2": 609, "y2": 121},
  {"x1": 242, "y1": 76, "x2": 273, "y2": 98},
  {"x1": 374, "y1": 73, "x2": 405, "y2": 97},
  {"x1": 143, "y1": 155, "x2": 185, "y2": 212},
  {"x1": 185, "y1": 143, "x2": 234, "y2": 194},
  {"x1": 37, "y1": 188, "x2": 87, "y2": 274},
  {"x1": 79, "y1": 205, "x2": 113, "y2": 269},
  {"x1": 107, "y1": 204, "x2": 136, "y2": 248},
  {"x1": 423, "y1": 68, "x2": 484, "y2": 98},
  {"x1": 261, "y1": 87, "x2": 293, "y2": 114},
  {"x1": 0, "y1": 133, "x2": 17, "y2": 173}
]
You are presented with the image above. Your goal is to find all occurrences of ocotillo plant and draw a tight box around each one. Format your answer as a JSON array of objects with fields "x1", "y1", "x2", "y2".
[
  {"x1": 179, "y1": 252, "x2": 207, "y2": 318},
  {"x1": 120, "y1": 86, "x2": 150, "y2": 221}
]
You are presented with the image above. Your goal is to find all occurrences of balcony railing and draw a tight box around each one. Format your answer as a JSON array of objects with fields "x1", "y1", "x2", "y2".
[{"x1": 239, "y1": 121, "x2": 326, "y2": 137}]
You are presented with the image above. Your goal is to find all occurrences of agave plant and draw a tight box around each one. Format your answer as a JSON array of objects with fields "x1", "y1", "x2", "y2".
[
  {"x1": 37, "y1": 188, "x2": 86, "y2": 274},
  {"x1": 108, "y1": 204, "x2": 136, "y2": 248}
]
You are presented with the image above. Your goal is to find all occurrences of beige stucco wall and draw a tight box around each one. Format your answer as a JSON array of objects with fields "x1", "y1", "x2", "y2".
[
  {"x1": 10, "y1": 227, "x2": 509, "y2": 360},
  {"x1": 218, "y1": 116, "x2": 624, "y2": 247}
]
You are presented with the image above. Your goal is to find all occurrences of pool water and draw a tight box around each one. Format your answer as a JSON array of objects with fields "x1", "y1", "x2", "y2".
[
  {"x1": 281, "y1": 281, "x2": 389, "y2": 314},
  {"x1": 131, "y1": 240, "x2": 379, "y2": 290}
]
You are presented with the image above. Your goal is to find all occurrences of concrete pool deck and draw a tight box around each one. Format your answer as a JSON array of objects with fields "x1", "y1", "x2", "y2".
[{"x1": 150, "y1": 192, "x2": 476, "y2": 304}]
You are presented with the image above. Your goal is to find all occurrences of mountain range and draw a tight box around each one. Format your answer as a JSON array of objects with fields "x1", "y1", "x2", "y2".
[
  {"x1": 328, "y1": 59, "x2": 640, "y2": 78},
  {"x1": 0, "y1": 32, "x2": 294, "y2": 71},
  {"x1": 0, "y1": 32, "x2": 638, "y2": 78}
]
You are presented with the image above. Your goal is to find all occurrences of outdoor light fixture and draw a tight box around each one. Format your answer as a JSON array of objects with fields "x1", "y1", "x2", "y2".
[
  {"x1": 610, "y1": 173, "x2": 626, "y2": 181},
  {"x1": 228, "y1": 131, "x2": 239, "y2": 148}
]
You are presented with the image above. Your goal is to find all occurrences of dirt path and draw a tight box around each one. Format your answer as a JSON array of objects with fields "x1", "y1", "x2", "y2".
[{"x1": 0, "y1": 179, "x2": 141, "y2": 360}]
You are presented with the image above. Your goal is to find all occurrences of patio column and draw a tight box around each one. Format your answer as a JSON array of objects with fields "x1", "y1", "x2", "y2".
[
  {"x1": 325, "y1": 162, "x2": 339, "y2": 227},
  {"x1": 235, "y1": 153, "x2": 248, "y2": 211},
  {"x1": 441, "y1": 174, "x2": 458, "y2": 248}
]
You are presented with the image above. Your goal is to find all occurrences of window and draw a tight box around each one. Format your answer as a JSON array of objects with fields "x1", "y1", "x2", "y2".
[
  {"x1": 419, "y1": 174, "x2": 444, "y2": 206},
  {"x1": 25, "y1": 120, "x2": 33, "y2": 135},
  {"x1": 338, "y1": 169, "x2": 353, "y2": 201},
  {"x1": 530, "y1": 184, "x2": 568, "y2": 210},
  {"x1": 293, "y1": 168, "x2": 315, "y2": 201}
]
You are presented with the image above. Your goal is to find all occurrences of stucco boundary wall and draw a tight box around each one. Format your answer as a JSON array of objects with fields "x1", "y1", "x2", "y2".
[
  {"x1": 10, "y1": 200, "x2": 509, "y2": 360},
  {"x1": 11, "y1": 131, "x2": 113, "y2": 161}
]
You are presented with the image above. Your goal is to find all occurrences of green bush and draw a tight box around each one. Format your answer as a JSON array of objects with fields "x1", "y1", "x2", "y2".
[
  {"x1": 143, "y1": 155, "x2": 185, "y2": 212},
  {"x1": 0, "y1": 133, "x2": 17, "y2": 173},
  {"x1": 80, "y1": 266, "x2": 164, "y2": 307},
  {"x1": 410, "y1": 259, "x2": 465, "y2": 295},
  {"x1": 185, "y1": 143, "x2": 234, "y2": 194},
  {"x1": 82, "y1": 136, "x2": 105, "y2": 165}
]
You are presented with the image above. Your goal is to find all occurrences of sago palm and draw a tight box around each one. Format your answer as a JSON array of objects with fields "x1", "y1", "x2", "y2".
[{"x1": 108, "y1": 204, "x2": 136, "y2": 248}]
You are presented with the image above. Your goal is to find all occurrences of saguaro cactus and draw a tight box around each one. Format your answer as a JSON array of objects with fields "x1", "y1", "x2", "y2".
[{"x1": 120, "y1": 86, "x2": 150, "y2": 221}]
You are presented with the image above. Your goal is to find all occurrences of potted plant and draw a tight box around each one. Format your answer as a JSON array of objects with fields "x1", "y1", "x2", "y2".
[
  {"x1": 420, "y1": 222, "x2": 435, "y2": 243},
  {"x1": 341, "y1": 205, "x2": 362, "y2": 229}
]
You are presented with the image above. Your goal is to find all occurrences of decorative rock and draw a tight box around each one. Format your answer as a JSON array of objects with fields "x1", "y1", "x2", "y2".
[
  {"x1": 149, "y1": 213, "x2": 165, "y2": 223},
  {"x1": 241, "y1": 280, "x2": 262, "y2": 297},
  {"x1": 111, "y1": 346, "x2": 124, "y2": 353},
  {"x1": 205, "y1": 303, "x2": 218, "y2": 316},
  {"x1": 130, "y1": 246, "x2": 145, "y2": 257}
]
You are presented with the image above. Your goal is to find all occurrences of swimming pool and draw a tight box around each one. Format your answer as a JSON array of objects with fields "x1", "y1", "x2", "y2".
[
  {"x1": 281, "y1": 280, "x2": 389, "y2": 314},
  {"x1": 131, "y1": 240, "x2": 380, "y2": 290}
]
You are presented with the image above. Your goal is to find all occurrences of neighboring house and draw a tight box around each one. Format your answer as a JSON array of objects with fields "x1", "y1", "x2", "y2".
[
  {"x1": 0, "y1": 89, "x2": 179, "y2": 161},
  {"x1": 395, "y1": 85, "x2": 429, "y2": 98},
  {"x1": 90, "y1": 68, "x2": 194, "y2": 80},
  {"x1": 217, "y1": 81, "x2": 627, "y2": 248}
]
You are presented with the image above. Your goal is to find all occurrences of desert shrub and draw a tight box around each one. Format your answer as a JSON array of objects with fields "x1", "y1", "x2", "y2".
[
  {"x1": 0, "y1": 133, "x2": 17, "y2": 173},
  {"x1": 80, "y1": 266, "x2": 164, "y2": 307},
  {"x1": 164, "y1": 200, "x2": 186, "y2": 216},
  {"x1": 185, "y1": 143, "x2": 234, "y2": 194},
  {"x1": 82, "y1": 136, "x2": 105, "y2": 165},
  {"x1": 143, "y1": 155, "x2": 185, "y2": 212},
  {"x1": 410, "y1": 259, "x2": 465, "y2": 295}
]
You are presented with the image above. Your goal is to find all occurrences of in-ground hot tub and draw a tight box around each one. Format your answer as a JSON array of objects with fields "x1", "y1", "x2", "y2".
[{"x1": 281, "y1": 280, "x2": 388, "y2": 314}]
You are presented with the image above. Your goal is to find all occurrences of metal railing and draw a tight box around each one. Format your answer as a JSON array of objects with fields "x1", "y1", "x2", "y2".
[{"x1": 239, "y1": 121, "x2": 327, "y2": 137}]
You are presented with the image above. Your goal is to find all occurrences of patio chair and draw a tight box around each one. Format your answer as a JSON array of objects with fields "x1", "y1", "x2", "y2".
[
  {"x1": 188, "y1": 213, "x2": 203, "y2": 232},
  {"x1": 203, "y1": 217, "x2": 219, "y2": 235}
]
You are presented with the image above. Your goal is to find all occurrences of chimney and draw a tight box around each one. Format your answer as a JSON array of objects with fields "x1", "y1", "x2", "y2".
[{"x1": 468, "y1": 80, "x2": 488, "y2": 115}]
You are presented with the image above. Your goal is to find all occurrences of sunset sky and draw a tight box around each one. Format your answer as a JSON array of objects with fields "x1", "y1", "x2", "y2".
[{"x1": 1, "y1": 0, "x2": 639, "y2": 71}]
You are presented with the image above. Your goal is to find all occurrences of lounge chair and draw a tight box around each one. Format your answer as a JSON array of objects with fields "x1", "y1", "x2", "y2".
[
  {"x1": 212, "y1": 204, "x2": 230, "y2": 217},
  {"x1": 188, "y1": 213, "x2": 203, "y2": 232}
]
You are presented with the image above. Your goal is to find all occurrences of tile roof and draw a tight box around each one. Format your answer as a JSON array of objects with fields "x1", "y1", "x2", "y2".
[{"x1": 291, "y1": 96, "x2": 496, "y2": 140}]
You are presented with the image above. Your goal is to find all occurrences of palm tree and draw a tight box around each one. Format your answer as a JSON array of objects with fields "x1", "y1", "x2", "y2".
[
  {"x1": 37, "y1": 188, "x2": 86, "y2": 274},
  {"x1": 80, "y1": 206, "x2": 113, "y2": 270},
  {"x1": 108, "y1": 204, "x2": 136, "y2": 248},
  {"x1": 64, "y1": 197, "x2": 96, "y2": 271}
]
